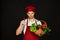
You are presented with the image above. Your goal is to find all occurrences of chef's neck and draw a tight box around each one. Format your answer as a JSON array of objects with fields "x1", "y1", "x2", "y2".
[{"x1": 28, "y1": 18, "x2": 35, "y2": 21}]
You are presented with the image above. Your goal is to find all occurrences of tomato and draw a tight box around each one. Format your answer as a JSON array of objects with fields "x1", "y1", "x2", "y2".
[{"x1": 42, "y1": 24, "x2": 46, "y2": 28}]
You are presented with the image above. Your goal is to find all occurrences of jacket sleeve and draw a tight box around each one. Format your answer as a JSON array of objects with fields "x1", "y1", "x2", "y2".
[{"x1": 37, "y1": 20, "x2": 42, "y2": 25}]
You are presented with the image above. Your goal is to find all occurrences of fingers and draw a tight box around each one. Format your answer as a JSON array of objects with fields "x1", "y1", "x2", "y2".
[{"x1": 34, "y1": 29, "x2": 45, "y2": 37}]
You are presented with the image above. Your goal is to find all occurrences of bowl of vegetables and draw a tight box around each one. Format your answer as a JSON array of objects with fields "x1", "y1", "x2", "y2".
[{"x1": 30, "y1": 20, "x2": 51, "y2": 36}]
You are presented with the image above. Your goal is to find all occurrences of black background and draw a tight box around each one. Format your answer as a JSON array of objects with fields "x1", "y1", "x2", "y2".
[{"x1": 1, "y1": 0, "x2": 60, "y2": 40}]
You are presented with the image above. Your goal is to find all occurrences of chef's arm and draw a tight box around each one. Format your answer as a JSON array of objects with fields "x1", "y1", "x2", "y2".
[{"x1": 16, "y1": 20, "x2": 24, "y2": 36}]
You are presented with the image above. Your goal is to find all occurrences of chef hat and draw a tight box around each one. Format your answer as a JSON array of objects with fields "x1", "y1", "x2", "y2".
[{"x1": 25, "y1": 5, "x2": 35, "y2": 12}]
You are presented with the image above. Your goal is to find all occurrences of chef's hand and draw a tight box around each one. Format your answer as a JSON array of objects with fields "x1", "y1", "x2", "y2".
[
  {"x1": 34, "y1": 28, "x2": 45, "y2": 37},
  {"x1": 16, "y1": 20, "x2": 25, "y2": 36}
]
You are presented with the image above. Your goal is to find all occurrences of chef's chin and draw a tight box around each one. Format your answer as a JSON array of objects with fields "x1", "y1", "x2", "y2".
[{"x1": 28, "y1": 17, "x2": 34, "y2": 19}]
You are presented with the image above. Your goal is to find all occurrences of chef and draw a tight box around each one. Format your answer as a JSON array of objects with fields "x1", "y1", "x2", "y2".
[{"x1": 16, "y1": 5, "x2": 44, "y2": 40}]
